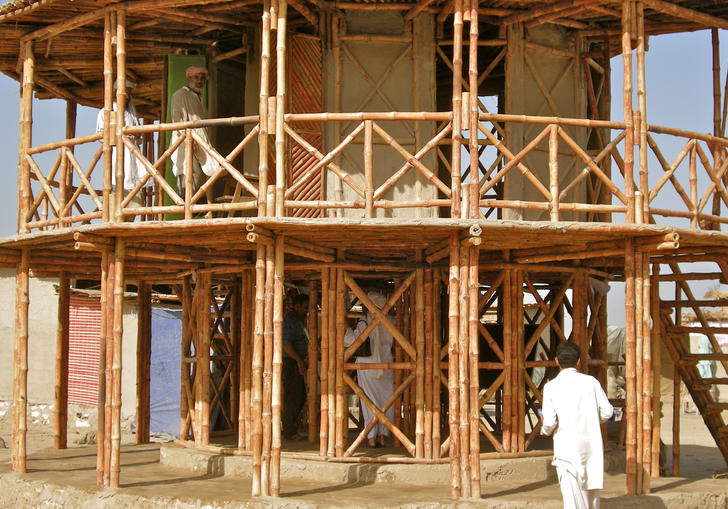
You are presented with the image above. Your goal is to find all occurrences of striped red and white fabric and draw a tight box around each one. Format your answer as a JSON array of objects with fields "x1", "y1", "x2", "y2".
[{"x1": 68, "y1": 296, "x2": 102, "y2": 406}]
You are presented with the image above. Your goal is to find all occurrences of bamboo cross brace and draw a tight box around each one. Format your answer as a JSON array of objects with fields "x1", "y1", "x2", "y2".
[
  {"x1": 26, "y1": 151, "x2": 63, "y2": 221},
  {"x1": 476, "y1": 99, "x2": 507, "y2": 142},
  {"x1": 557, "y1": 126, "x2": 628, "y2": 204},
  {"x1": 340, "y1": 43, "x2": 415, "y2": 138},
  {"x1": 190, "y1": 131, "x2": 259, "y2": 197},
  {"x1": 285, "y1": 122, "x2": 365, "y2": 198},
  {"x1": 524, "y1": 274, "x2": 575, "y2": 357},
  {"x1": 647, "y1": 136, "x2": 695, "y2": 205},
  {"x1": 26, "y1": 155, "x2": 61, "y2": 216},
  {"x1": 478, "y1": 124, "x2": 552, "y2": 200},
  {"x1": 344, "y1": 373, "x2": 415, "y2": 457},
  {"x1": 479, "y1": 153, "x2": 505, "y2": 190},
  {"x1": 208, "y1": 362, "x2": 234, "y2": 428},
  {"x1": 694, "y1": 142, "x2": 728, "y2": 214},
  {"x1": 344, "y1": 373, "x2": 416, "y2": 455},
  {"x1": 371, "y1": 122, "x2": 452, "y2": 198},
  {"x1": 284, "y1": 123, "x2": 365, "y2": 198},
  {"x1": 123, "y1": 137, "x2": 184, "y2": 205},
  {"x1": 477, "y1": 48, "x2": 506, "y2": 87},
  {"x1": 65, "y1": 149, "x2": 103, "y2": 210},
  {"x1": 60, "y1": 147, "x2": 103, "y2": 217},
  {"x1": 375, "y1": 123, "x2": 453, "y2": 200},
  {"x1": 478, "y1": 273, "x2": 504, "y2": 312},
  {"x1": 560, "y1": 131, "x2": 625, "y2": 201},
  {"x1": 477, "y1": 322, "x2": 505, "y2": 362},
  {"x1": 344, "y1": 271, "x2": 415, "y2": 361}
]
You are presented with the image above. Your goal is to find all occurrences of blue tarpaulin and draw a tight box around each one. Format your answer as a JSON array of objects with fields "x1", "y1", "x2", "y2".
[{"x1": 149, "y1": 306, "x2": 182, "y2": 436}]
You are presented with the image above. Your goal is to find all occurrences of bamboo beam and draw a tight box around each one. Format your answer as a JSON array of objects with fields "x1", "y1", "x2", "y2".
[
  {"x1": 640, "y1": 0, "x2": 728, "y2": 30},
  {"x1": 135, "y1": 282, "x2": 151, "y2": 444},
  {"x1": 54, "y1": 272, "x2": 70, "y2": 450},
  {"x1": 109, "y1": 238, "x2": 125, "y2": 488},
  {"x1": 12, "y1": 249, "x2": 29, "y2": 472}
]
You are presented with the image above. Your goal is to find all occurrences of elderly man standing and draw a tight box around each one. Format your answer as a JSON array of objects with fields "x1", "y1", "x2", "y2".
[
  {"x1": 170, "y1": 66, "x2": 220, "y2": 201},
  {"x1": 541, "y1": 341, "x2": 613, "y2": 509}
]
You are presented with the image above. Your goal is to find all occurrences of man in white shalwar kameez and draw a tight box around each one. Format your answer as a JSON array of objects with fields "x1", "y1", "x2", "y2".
[
  {"x1": 541, "y1": 341, "x2": 613, "y2": 509},
  {"x1": 170, "y1": 66, "x2": 220, "y2": 202},
  {"x1": 344, "y1": 292, "x2": 395, "y2": 448}
]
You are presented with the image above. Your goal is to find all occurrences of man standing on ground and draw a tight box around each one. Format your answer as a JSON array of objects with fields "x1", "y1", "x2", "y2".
[
  {"x1": 170, "y1": 66, "x2": 220, "y2": 201},
  {"x1": 541, "y1": 341, "x2": 613, "y2": 509},
  {"x1": 282, "y1": 294, "x2": 309, "y2": 440}
]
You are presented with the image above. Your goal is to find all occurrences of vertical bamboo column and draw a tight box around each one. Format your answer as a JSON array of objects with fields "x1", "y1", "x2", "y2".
[
  {"x1": 624, "y1": 238, "x2": 637, "y2": 494},
  {"x1": 136, "y1": 282, "x2": 152, "y2": 444},
  {"x1": 239, "y1": 270, "x2": 250, "y2": 449},
  {"x1": 54, "y1": 272, "x2": 70, "y2": 449},
  {"x1": 327, "y1": 267, "x2": 336, "y2": 456},
  {"x1": 364, "y1": 120, "x2": 374, "y2": 218},
  {"x1": 12, "y1": 249, "x2": 29, "y2": 472},
  {"x1": 251, "y1": 245, "x2": 266, "y2": 495},
  {"x1": 415, "y1": 251, "x2": 426, "y2": 458},
  {"x1": 319, "y1": 268, "x2": 329, "y2": 456},
  {"x1": 549, "y1": 126, "x2": 559, "y2": 221},
  {"x1": 258, "y1": 0, "x2": 272, "y2": 216},
  {"x1": 197, "y1": 273, "x2": 211, "y2": 447},
  {"x1": 447, "y1": 233, "x2": 461, "y2": 499},
  {"x1": 335, "y1": 265, "x2": 346, "y2": 457},
  {"x1": 650, "y1": 263, "x2": 661, "y2": 478},
  {"x1": 102, "y1": 12, "x2": 113, "y2": 223},
  {"x1": 261, "y1": 241, "x2": 275, "y2": 494},
  {"x1": 672, "y1": 364, "x2": 680, "y2": 477},
  {"x1": 332, "y1": 15, "x2": 344, "y2": 215},
  {"x1": 450, "y1": 0, "x2": 463, "y2": 218},
  {"x1": 114, "y1": 10, "x2": 127, "y2": 223},
  {"x1": 17, "y1": 40, "x2": 33, "y2": 234},
  {"x1": 180, "y1": 277, "x2": 192, "y2": 441},
  {"x1": 274, "y1": 0, "x2": 287, "y2": 217},
  {"x1": 231, "y1": 284, "x2": 241, "y2": 436},
  {"x1": 689, "y1": 144, "x2": 698, "y2": 229},
  {"x1": 307, "y1": 278, "x2": 319, "y2": 443},
  {"x1": 468, "y1": 0, "x2": 479, "y2": 221},
  {"x1": 468, "y1": 244, "x2": 480, "y2": 496},
  {"x1": 711, "y1": 29, "x2": 722, "y2": 221},
  {"x1": 635, "y1": 1, "x2": 648, "y2": 223},
  {"x1": 514, "y1": 268, "x2": 524, "y2": 453},
  {"x1": 640, "y1": 252, "x2": 652, "y2": 491},
  {"x1": 622, "y1": 0, "x2": 635, "y2": 223},
  {"x1": 103, "y1": 249, "x2": 115, "y2": 486},
  {"x1": 432, "y1": 271, "x2": 442, "y2": 459},
  {"x1": 97, "y1": 250, "x2": 109, "y2": 485},
  {"x1": 270, "y1": 235, "x2": 284, "y2": 495},
  {"x1": 634, "y1": 250, "x2": 644, "y2": 491},
  {"x1": 157, "y1": 58, "x2": 168, "y2": 219},
  {"x1": 394, "y1": 283, "x2": 404, "y2": 449},
  {"x1": 502, "y1": 265, "x2": 512, "y2": 453},
  {"x1": 109, "y1": 238, "x2": 125, "y2": 488},
  {"x1": 457, "y1": 243, "x2": 471, "y2": 497},
  {"x1": 573, "y1": 271, "x2": 589, "y2": 370},
  {"x1": 424, "y1": 268, "x2": 434, "y2": 459}
]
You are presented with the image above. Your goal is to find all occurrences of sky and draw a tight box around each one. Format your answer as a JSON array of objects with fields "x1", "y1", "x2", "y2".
[{"x1": 0, "y1": 29, "x2": 725, "y2": 326}]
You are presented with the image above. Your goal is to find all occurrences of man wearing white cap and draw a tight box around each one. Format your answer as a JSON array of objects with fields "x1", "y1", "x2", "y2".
[
  {"x1": 96, "y1": 78, "x2": 149, "y2": 217},
  {"x1": 170, "y1": 66, "x2": 220, "y2": 201}
]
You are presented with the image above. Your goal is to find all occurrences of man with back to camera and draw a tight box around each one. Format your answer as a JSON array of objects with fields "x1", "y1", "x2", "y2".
[{"x1": 541, "y1": 341, "x2": 613, "y2": 509}]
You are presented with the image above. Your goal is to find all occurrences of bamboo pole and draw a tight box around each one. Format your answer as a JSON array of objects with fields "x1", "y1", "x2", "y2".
[
  {"x1": 549, "y1": 126, "x2": 559, "y2": 221},
  {"x1": 307, "y1": 278, "x2": 318, "y2": 443},
  {"x1": 197, "y1": 272, "x2": 211, "y2": 447},
  {"x1": 635, "y1": 250, "x2": 644, "y2": 491},
  {"x1": 624, "y1": 238, "x2": 637, "y2": 494},
  {"x1": 415, "y1": 252, "x2": 425, "y2": 458},
  {"x1": 180, "y1": 277, "x2": 192, "y2": 442},
  {"x1": 458, "y1": 240, "x2": 470, "y2": 497},
  {"x1": 394, "y1": 282, "x2": 404, "y2": 449},
  {"x1": 114, "y1": 10, "x2": 126, "y2": 223},
  {"x1": 97, "y1": 250, "x2": 109, "y2": 485},
  {"x1": 432, "y1": 270, "x2": 442, "y2": 459},
  {"x1": 251, "y1": 245, "x2": 265, "y2": 495},
  {"x1": 424, "y1": 268, "x2": 434, "y2": 459},
  {"x1": 135, "y1": 282, "x2": 151, "y2": 444},
  {"x1": 450, "y1": 0, "x2": 463, "y2": 218},
  {"x1": 672, "y1": 364, "x2": 680, "y2": 477},
  {"x1": 12, "y1": 249, "x2": 29, "y2": 472},
  {"x1": 364, "y1": 120, "x2": 374, "y2": 217},
  {"x1": 641, "y1": 252, "x2": 653, "y2": 492},
  {"x1": 502, "y1": 266, "x2": 512, "y2": 454},
  {"x1": 54, "y1": 272, "x2": 69, "y2": 449},
  {"x1": 17, "y1": 41, "x2": 33, "y2": 234},
  {"x1": 335, "y1": 265, "x2": 346, "y2": 457},
  {"x1": 109, "y1": 238, "x2": 125, "y2": 488},
  {"x1": 514, "y1": 268, "x2": 524, "y2": 453},
  {"x1": 274, "y1": 0, "x2": 287, "y2": 217},
  {"x1": 319, "y1": 267, "x2": 329, "y2": 456},
  {"x1": 650, "y1": 264, "x2": 661, "y2": 478},
  {"x1": 636, "y1": 1, "x2": 648, "y2": 223},
  {"x1": 270, "y1": 234, "x2": 284, "y2": 495},
  {"x1": 468, "y1": 244, "x2": 480, "y2": 496},
  {"x1": 327, "y1": 266, "x2": 336, "y2": 456},
  {"x1": 448, "y1": 233, "x2": 460, "y2": 499},
  {"x1": 258, "y1": 0, "x2": 271, "y2": 216},
  {"x1": 103, "y1": 247, "x2": 115, "y2": 486},
  {"x1": 238, "y1": 271, "x2": 249, "y2": 449},
  {"x1": 261, "y1": 240, "x2": 274, "y2": 494},
  {"x1": 622, "y1": 0, "x2": 635, "y2": 223}
]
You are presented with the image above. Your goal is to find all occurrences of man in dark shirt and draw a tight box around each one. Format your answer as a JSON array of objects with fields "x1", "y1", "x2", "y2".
[{"x1": 282, "y1": 294, "x2": 309, "y2": 440}]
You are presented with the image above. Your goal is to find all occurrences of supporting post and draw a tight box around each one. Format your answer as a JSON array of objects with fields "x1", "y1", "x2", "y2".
[
  {"x1": 274, "y1": 0, "x2": 288, "y2": 217},
  {"x1": 251, "y1": 245, "x2": 265, "y2": 495},
  {"x1": 261, "y1": 240, "x2": 275, "y2": 494},
  {"x1": 468, "y1": 244, "x2": 481, "y2": 497},
  {"x1": 102, "y1": 11, "x2": 113, "y2": 223},
  {"x1": 447, "y1": 233, "x2": 460, "y2": 499},
  {"x1": 258, "y1": 0, "x2": 272, "y2": 216},
  {"x1": 415, "y1": 251, "x2": 425, "y2": 458},
  {"x1": 270, "y1": 235, "x2": 284, "y2": 495},
  {"x1": 624, "y1": 238, "x2": 637, "y2": 494},
  {"x1": 622, "y1": 0, "x2": 635, "y2": 223},
  {"x1": 180, "y1": 276, "x2": 192, "y2": 442},
  {"x1": 136, "y1": 282, "x2": 152, "y2": 444},
  {"x1": 457, "y1": 240, "x2": 470, "y2": 496},
  {"x1": 307, "y1": 278, "x2": 319, "y2": 443},
  {"x1": 635, "y1": 1, "x2": 648, "y2": 223},
  {"x1": 97, "y1": 250, "x2": 110, "y2": 485},
  {"x1": 450, "y1": 0, "x2": 463, "y2": 218},
  {"x1": 196, "y1": 272, "x2": 211, "y2": 447},
  {"x1": 109, "y1": 238, "x2": 125, "y2": 488},
  {"x1": 54, "y1": 272, "x2": 70, "y2": 449},
  {"x1": 12, "y1": 249, "x2": 29, "y2": 472},
  {"x1": 17, "y1": 41, "x2": 34, "y2": 234},
  {"x1": 103, "y1": 248, "x2": 115, "y2": 486},
  {"x1": 114, "y1": 10, "x2": 127, "y2": 223},
  {"x1": 335, "y1": 265, "x2": 346, "y2": 457}
]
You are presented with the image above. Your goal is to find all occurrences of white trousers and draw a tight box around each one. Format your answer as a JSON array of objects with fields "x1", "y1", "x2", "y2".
[
  {"x1": 556, "y1": 466, "x2": 600, "y2": 509},
  {"x1": 358, "y1": 368, "x2": 394, "y2": 439}
]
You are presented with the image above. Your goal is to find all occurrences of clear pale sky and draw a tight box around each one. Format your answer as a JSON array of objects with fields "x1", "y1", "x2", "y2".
[{"x1": 0, "y1": 29, "x2": 725, "y2": 325}]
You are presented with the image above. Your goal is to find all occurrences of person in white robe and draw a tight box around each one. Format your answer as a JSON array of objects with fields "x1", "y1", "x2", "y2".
[
  {"x1": 344, "y1": 291, "x2": 395, "y2": 448},
  {"x1": 95, "y1": 78, "x2": 149, "y2": 217},
  {"x1": 541, "y1": 341, "x2": 613, "y2": 509},
  {"x1": 169, "y1": 66, "x2": 220, "y2": 202}
]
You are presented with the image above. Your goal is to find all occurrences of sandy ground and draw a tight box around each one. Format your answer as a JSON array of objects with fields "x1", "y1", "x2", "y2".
[{"x1": 0, "y1": 402, "x2": 725, "y2": 508}]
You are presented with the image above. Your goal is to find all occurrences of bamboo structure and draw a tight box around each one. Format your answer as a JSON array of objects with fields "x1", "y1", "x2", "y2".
[{"x1": 3, "y1": 0, "x2": 728, "y2": 503}]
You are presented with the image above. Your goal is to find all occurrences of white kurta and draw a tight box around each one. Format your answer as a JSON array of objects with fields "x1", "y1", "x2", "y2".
[
  {"x1": 169, "y1": 86, "x2": 220, "y2": 178},
  {"x1": 95, "y1": 103, "x2": 148, "y2": 190},
  {"x1": 541, "y1": 368, "x2": 613, "y2": 492},
  {"x1": 344, "y1": 315, "x2": 395, "y2": 439}
]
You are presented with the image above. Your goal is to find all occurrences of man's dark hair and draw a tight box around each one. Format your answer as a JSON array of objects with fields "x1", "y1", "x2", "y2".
[
  {"x1": 292, "y1": 294, "x2": 309, "y2": 307},
  {"x1": 556, "y1": 341, "x2": 580, "y2": 368}
]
